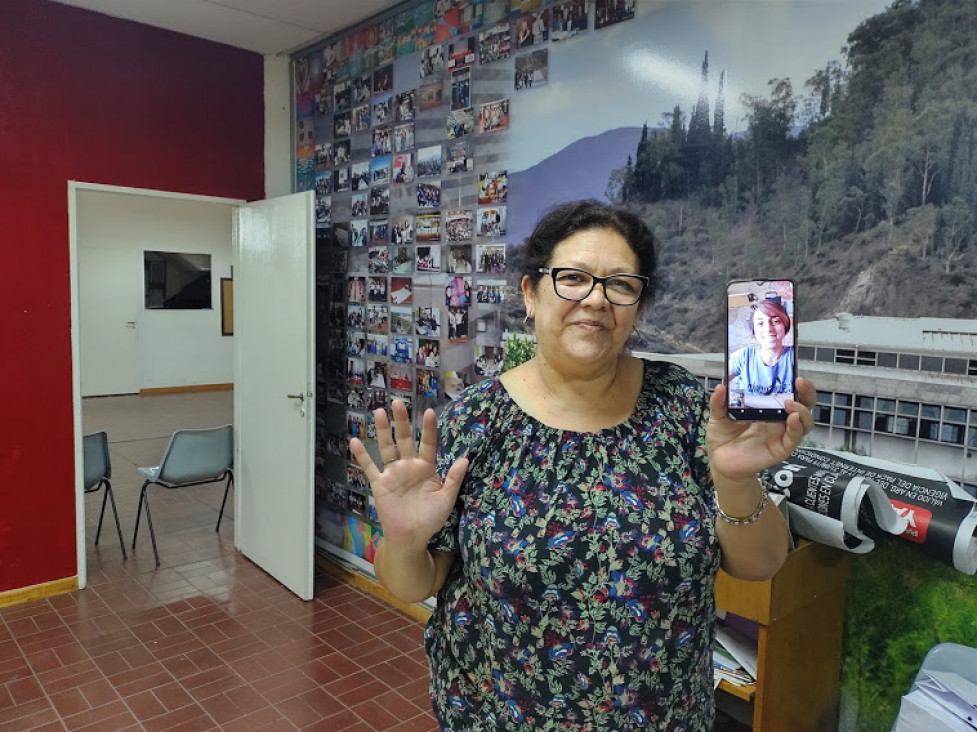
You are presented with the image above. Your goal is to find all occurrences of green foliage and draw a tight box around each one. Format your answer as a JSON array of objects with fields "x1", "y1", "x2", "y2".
[
  {"x1": 502, "y1": 331, "x2": 536, "y2": 371},
  {"x1": 842, "y1": 535, "x2": 977, "y2": 732}
]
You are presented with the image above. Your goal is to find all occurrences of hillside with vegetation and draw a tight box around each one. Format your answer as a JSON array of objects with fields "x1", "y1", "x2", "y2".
[{"x1": 607, "y1": 0, "x2": 977, "y2": 353}]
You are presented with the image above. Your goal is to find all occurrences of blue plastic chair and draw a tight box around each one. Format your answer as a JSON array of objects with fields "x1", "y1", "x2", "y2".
[
  {"x1": 83, "y1": 431, "x2": 127, "y2": 559},
  {"x1": 131, "y1": 424, "x2": 234, "y2": 567}
]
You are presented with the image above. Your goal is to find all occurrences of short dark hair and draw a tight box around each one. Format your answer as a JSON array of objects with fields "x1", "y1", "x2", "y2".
[{"x1": 520, "y1": 199, "x2": 658, "y2": 307}]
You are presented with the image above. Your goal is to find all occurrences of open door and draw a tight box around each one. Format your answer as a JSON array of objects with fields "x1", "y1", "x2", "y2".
[{"x1": 235, "y1": 191, "x2": 315, "y2": 600}]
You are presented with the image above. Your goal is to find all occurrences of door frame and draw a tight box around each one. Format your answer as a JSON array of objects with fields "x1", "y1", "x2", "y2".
[{"x1": 68, "y1": 181, "x2": 245, "y2": 589}]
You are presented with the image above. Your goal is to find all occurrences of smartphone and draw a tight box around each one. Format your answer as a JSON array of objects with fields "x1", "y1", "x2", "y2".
[{"x1": 725, "y1": 279, "x2": 797, "y2": 421}]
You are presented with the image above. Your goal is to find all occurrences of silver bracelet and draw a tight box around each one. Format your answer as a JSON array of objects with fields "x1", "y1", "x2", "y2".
[{"x1": 716, "y1": 486, "x2": 769, "y2": 526}]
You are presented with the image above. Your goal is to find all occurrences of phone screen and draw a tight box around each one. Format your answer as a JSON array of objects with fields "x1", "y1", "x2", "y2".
[{"x1": 725, "y1": 279, "x2": 796, "y2": 421}]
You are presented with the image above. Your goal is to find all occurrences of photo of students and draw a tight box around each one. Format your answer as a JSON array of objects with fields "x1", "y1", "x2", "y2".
[{"x1": 515, "y1": 48, "x2": 548, "y2": 90}]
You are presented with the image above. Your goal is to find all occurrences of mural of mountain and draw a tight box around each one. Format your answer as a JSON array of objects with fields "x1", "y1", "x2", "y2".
[{"x1": 507, "y1": 126, "x2": 642, "y2": 247}]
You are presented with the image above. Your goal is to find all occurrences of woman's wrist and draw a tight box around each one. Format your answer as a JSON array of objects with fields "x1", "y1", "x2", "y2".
[{"x1": 713, "y1": 474, "x2": 767, "y2": 523}]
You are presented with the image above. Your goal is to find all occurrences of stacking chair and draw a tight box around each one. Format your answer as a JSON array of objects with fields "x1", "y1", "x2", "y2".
[
  {"x1": 131, "y1": 424, "x2": 234, "y2": 567},
  {"x1": 82, "y1": 431, "x2": 127, "y2": 559}
]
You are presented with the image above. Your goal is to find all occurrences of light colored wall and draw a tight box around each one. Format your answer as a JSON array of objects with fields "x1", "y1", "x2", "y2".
[
  {"x1": 77, "y1": 189, "x2": 237, "y2": 390},
  {"x1": 264, "y1": 53, "x2": 293, "y2": 199}
]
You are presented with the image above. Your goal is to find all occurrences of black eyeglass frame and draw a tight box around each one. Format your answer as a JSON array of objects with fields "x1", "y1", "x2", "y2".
[{"x1": 538, "y1": 267, "x2": 650, "y2": 306}]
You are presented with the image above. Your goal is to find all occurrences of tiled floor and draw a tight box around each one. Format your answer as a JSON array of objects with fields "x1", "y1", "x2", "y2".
[{"x1": 0, "y1": 392, "x2": 439, "y2": 732}]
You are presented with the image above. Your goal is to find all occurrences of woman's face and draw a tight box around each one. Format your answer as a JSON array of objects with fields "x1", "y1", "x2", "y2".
[
  {"x1": 522, "y1": 227, "x2": 642, "y2": 369},
  {"x1": 753, "y1": 308, "x2": 787, "y2": 351}
]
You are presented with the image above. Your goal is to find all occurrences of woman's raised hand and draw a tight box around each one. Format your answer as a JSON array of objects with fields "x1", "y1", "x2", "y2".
[
  {"x1": 706, "y1": 378, "x2": 816, "y2": 483},
  {"x1": 349, "y1": 399, "x2": 468, "y2": 548}
]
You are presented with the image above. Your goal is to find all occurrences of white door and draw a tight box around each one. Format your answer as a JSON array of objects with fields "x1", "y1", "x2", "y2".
[
  {"x1": 235, "y1": 192, "x2": 316, "y2": 600},
  {"x1": 79, "y1": 247, "x2": 142, "y2": 396}
]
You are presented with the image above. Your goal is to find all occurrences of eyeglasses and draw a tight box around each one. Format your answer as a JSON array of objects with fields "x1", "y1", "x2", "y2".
[{"x1": 538, "y1": 267, "x2": 648, "y2": 306}]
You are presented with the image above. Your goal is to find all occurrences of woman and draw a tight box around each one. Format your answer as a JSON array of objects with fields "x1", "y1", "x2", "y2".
[
  {"x1": 728, "y1": 299, "x2": 795, "y2": 406},
  {"x1": 351, "y1": 200, "x2": 814, "y2": 731}
]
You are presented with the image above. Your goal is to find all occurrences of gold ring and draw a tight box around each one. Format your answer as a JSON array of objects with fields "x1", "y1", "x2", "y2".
[{"x1": 382, "y1": 456, "x2": 398, "y2": 466}]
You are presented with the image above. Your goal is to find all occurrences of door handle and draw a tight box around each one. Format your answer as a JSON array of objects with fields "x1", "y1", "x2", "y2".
[
  {"x1": 125, "y1": 321, "x2": 136, "y2": 329},
  {"x1": 286, "y1": 393, "x2": 305, "y2": 402}
]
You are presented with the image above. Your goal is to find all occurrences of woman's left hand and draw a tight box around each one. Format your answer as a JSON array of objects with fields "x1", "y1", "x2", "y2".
[{"x1": 706, "y1": 378, "x2": 816, "y2": 482}]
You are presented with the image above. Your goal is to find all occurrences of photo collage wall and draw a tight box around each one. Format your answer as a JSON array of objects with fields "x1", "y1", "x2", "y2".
[{"x1": 294, "y1": 0, "x2": 637, "y2": 558}]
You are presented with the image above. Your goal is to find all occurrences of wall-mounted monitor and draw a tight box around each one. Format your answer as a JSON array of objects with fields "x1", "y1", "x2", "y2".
[{"x1": 144, "y1": 251, "x2": 212, "y2": 309}]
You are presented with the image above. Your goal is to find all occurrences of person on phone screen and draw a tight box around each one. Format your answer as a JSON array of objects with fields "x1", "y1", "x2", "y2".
[
  {"x1": 728, "y1": 299, "x2": 794, "y2": 403},
  {"x1": 351, "y1": 200, "x2": 815, "y2": 731}
]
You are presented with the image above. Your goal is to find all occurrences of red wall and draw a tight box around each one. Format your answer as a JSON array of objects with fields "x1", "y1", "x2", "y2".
[{"x1": 0, "y1": 0, "x2": 265, "y2": 593}]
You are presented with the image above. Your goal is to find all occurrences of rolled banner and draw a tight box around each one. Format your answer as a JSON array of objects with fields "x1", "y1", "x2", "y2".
[{"x1": 766, "y1": 448, "x2": 977, "y2": 575}]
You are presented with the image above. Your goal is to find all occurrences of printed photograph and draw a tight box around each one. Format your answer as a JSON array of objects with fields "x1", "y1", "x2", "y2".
[
  {"x1": 419, "y1": 43, "x2": 445, "y2": 78},
  {"x1": 447, "y1": 108, "x2": 475, "y2": 138},
  {"x1": 444, "y1": 209, "x2": 474, "y2": 241},
  {"x1": 391, "y1": 216, "x2": 414, "y2": 245},
  {"x1": 352, "y1": 103, "x2": 371, "y2": 132},
  {"x1": 370, "y1": 185, "x2": 391, "y2": 216},
  {"x1": 389, "y1": 363, "x2": 414, "y2": 392},
  {"x1": 346, "y1": 359, "x2": 365, "y2": 387},
  {"x1": 451, "y1": 67, "x2": 471, "y2": 111},
  {"x1": 333, "y1": 79, "x2": 351, "y2": 111},
  {"x1": 314, "y1": 141, "x2": 333, "y2": 169},
  {"x1": 474, "y1": 345, "x2": 504, "y2": 377},
  {"x1": 351, "y1": 161, "x2": 370, "y2": 191},
  {"x1": 417, "y1": 180, "x2": 442, "y2": 209},
  {"x1": 445, "y1": 276, "x2": 472, "y2": 307},
  {"x1": 445, "y1": 139, "x2": 473, "y2": 173},
  {"x1": 476, "y1": 279, "x2": 507, "y2": 304},
  {"x1": 333, "y1": 165, "x2": 351, "y2": 193},
  {"x1": 477, "y1": 206, "x2": 507, "y2": 236},
  {"x1": 369, "y1": 220, "x2": 389, "y2": 245},
  {"x1": 373, "y1": 64, "x2": 394, "y2": 94},
  {"x1": 366, "y1": 359, "x2": 388, "y2": 389},
  {"x1": 315, "y1": 195, "x2": 331, "y2": 227},
  {"x1": 550, "y1": 0, "x2": 588, "y2": 40},
  {"x1": 416, "y1": 368, "x2": 439, "y2": 398},
  {"x1": 346, "y1": 302, "x2": 365, "y2": 328},
  {"x1": 446, "y1": 306, "x2": 469, "y2": 342},
  {"x1": 595, "y1": 0, "x2": 635, "y2": 29},
  {"x1": 365, "y1": 333, "x2": 388, "y2": 358},
  {"x1": 415, "y1": 244, "x2": 442, "y2": 272},
  {"x1": 446, "y1": 244, "x2": 473, "y2": 274},
  {"x1": 390, "y1": 306, "x2": 413, "y2": 336},
  {"x1": 396, "y1": 89, "x2": 417, "y2": 121},
  {"x1": 315, "y1": 171, "x2": 333, "y2": 195},
  {"x1": 366, "y1": 304, "x2": 389, "y2": 333},
  {"x1": 390, "y1": 335, "x2": 414, "y2": 364},
  {"x1": 350, "y1": 218, "x2": 368, "y2": 247},
  {"x1": 417, "y1": 145, "x2": 443, "y2": 178},
  {"x1": 415, "y1": 307, "x2": 441, "y2": 338},
  {"x1": 373, "y1": 94, "x2": 394, "y2": 127},
  {"x1": 371, "y1": 155, "x2": 392, "y2": 185},
  {"x1": 393, "y1": 153, "x2": 415, "y2": 184},
  {"x1": 390, "y1": 277, "x2": 413, "y2": 306},
  {"x1": 447, "y1": 36, "x2": 476, "y2": 69},
  {"x1": 333, "y1": 111, "x2": 351, "y2": 138},
  {"x1": 477, "y1": 99, "x2": 510, "y2": 134},
  {"x1": 415, "y1": 213, "x2": 442, "y2": 242},
  {"x1": 372, "y1": 127, "x2": 392, "y2": 157},
  {"x1": 416, "y1": 338, "x2": 440, "y2": 368},
  {"x1": 514, "y1": 9, "x2": 549, "y2": 49},
  {"x1": 479, "y1": 24, "x2": 511, "y2": 65},
  {"x1": 419, "y1": 81, "x2": 444, "y2": 111},
  {"x1": 367, "y1": 274, "x2": 388, "y2": 299},
  {"x1": 390, "y1": 245, "x2": 413, "y2": 274},
  {"x1": 475, "y1": 242, "x2": 506, "y2": 273},
  {"x1": 351, "y1": 73, "x2": 372, "y2": 105},
  {"x1": 333, "y1": 139, "x2": 351, "y2": 165},
  {"x1": 393, "y1": 123, "x2": 415, "y2": 153},
  {"x1": 515, "y1": 48, "x2": 548, "y2": 90},
  {"x1": 478, "y1": 171, "x2": 508, "y2": 204}
]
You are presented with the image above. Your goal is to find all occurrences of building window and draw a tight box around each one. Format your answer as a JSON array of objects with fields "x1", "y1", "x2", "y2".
[
  {"x1": 856, "y1": 350, "x2": 877, "y2": 366},
  {"x1": 899, "y1": 354, "x2": 920, "y2": 371},
  {"x1": 969, "y1": 360, "x2": 977, "y2": 377},
  {"x1": 816, "y1": 348, "x2": 835, "y2": 363},
  {"x1": 856, "y1": 395, "x2": 875, "y2": 408},
  {"x1": 877, "y1": 398, "x2": 896, "y2": 413},
  {"x1": 875, "y1": 415, "x2": 894, "y2": 433},
  {"x1": 898, "y1": 401, "x2": 919, "y2": 417},
  {"x1": 919, "y1": 419, "x2": 940, "y2": 441},
  {"x1": 855, "y1": 411, "x2": 874, "y2": 430},
  {"x1": 813, "y1": 405, "x2": 831, "y2": 425},
  {"x1": 920, "y1": 404, "x2": 941, "y2": 419},
  {"x1": 944, "y1": 358, "x2": 967, "y2": 375},
  {"x1": 921, "y1": 356, "x2": 943, "y2": 373},
  {"x1": 877, "y1": 352, "x2": 898, "y2": 368},
  {"x1": 940, "y1": 423, "x2": 964, "y2": 445},
  {"x1": 835, "y1": 393, "x2": 853, "y2": 407},
  {"x1": 832, "y1": 408, "x2": 851, "y2": 427},
  {"x1": 945, "y1": 407, "x2": 967, "y2": 424},
  {"x1": 797, "y1": 346, "x2": 816, "y2": 360},
  {"x1": 836, "y1": 348, "x2": 856, "y2": 365},
  {"x1": 894, "y1": 417, "x2": 917, "y2": 437}
]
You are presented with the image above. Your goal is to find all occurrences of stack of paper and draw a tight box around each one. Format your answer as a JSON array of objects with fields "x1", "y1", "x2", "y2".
[
  {"x1": 713, "y1": 625, "x2": 758, "y2": 688},
  {"x1": 894, "y1": 671, "x2": 977, "y2": 731}
]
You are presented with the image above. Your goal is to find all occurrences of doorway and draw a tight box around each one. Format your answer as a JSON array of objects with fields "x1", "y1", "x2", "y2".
[{"x1": 69, "y1": 182, "x2": 244, "y2": 587}]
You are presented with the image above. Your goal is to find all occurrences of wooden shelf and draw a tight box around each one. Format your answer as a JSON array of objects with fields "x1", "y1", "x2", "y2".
[{"x1": 715, "y1": 540, "x2": 851, "y2": 732}]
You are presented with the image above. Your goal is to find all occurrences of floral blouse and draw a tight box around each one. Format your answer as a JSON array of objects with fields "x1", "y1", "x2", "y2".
[{"x1": 426, "y1": 360, "x2": 720, "y2": 732}]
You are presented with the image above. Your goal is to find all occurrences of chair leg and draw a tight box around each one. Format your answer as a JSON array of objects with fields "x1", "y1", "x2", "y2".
[
  {"x1": 216, "y1": 472, "x2": 233, "y2": 532},
  {"x1": 95, "y1": 483, "x2": 109, "y2": 545},
  {"x1": 132, "y1": 481, "x2": 161, "y2": 567},
  {"x1": 104, "y1": 481, "x2": 128, "y2": 560}
]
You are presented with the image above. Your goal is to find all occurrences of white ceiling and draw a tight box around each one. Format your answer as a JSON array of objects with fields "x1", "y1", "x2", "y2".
[{"x1": 51, "y1": 0, "x2": 407, "y2": 55}]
